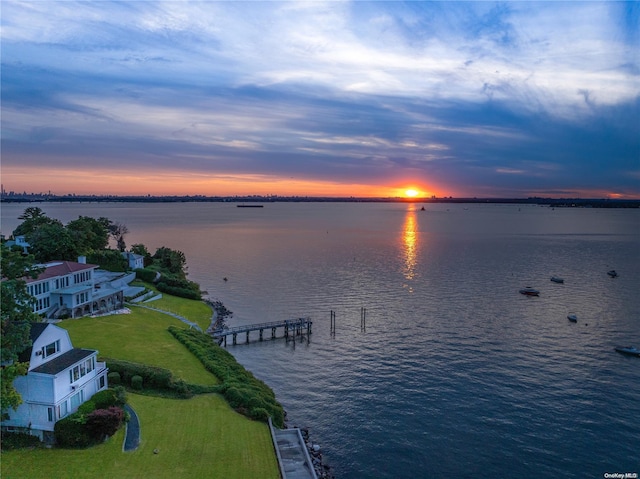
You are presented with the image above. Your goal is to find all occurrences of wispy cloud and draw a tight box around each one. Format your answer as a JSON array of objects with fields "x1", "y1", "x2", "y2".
[{"x1": 1, "y1": 1, "x2": 638, "y2": 197}]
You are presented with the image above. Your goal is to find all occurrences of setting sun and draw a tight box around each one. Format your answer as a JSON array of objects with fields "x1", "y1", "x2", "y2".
[{"x1": 405, "y1": 189, "x2": 420, "y2": 198}]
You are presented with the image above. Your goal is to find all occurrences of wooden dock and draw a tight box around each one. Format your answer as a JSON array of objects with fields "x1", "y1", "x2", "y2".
[{"x1": 212, "y1": 317, "x2": 312, "y2": 346}]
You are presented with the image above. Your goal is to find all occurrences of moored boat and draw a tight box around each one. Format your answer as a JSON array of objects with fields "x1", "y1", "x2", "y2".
[
  {"x1": 550, "y1": 276, "x2": 564, "y2": 284},
  {"x1": 519, "y1": 287, "x2": 540, "y2": 296},
  {"x1": 567, "y1": 313, "x2": 577, "y2": 322},
  {"x1": 607, "y1": 270, "x2": 618, "y2": 278},
  {"x1": 614, "y1": 346, "x2": 640, "y2": 357}
]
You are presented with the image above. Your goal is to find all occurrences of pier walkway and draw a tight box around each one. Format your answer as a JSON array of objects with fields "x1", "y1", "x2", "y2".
[
  {"x1": 268, "y1": 418, "x2": 318, "y2": 479},
  {"x1": 212, "y1": 317, "x2": 312, "y2": 346}
]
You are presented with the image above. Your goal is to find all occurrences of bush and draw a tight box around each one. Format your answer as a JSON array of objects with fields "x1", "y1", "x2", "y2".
[
  {"x1": 91, "y1": 387, "x2": 126, "y2": 410},
  {"x1": 0, "y1": 431, "x2": 43, "y2": 451},
  {"x1": 156, "y1": 282, "x2": 201, "y2": 300},
  {"x1": 135, "y1": 268, "x2": 157, "y2": 283},
  {"x1": 77, "y1": 400, "x2": 96, "y2": 416},
  {"x1": 54, "y1": 412, "x2": 94, "y2": 448},
  {"x1": 105, "y1": 359, "x2": 192, "y2": 398},
  {"x1": 131, "y1": 375, "x2": 143, "y2": 390},
  {"x1": 107, "y1": 371, "x2": 121, "y2": 385},
  {"x1": 85, "y1": 407, "x2": 125, "y2": 440},
  {"x1": 167, "y1": 326, "x2": 285, "y2": 427}
]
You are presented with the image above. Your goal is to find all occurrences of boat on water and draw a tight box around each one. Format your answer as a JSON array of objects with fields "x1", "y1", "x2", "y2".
[
  {"x1": 614, "y1": 346, "x2": 640, "y2": 357},
  {"x1": 607, "y1": 270, "x2": 618, "y2": 278},
  {"x1": 567, "y1": 313, "x2": 578, "y2": 322},
  {"x1": 550, "y1": 276, "x2": 564, "y2": 284},
  {"x1": 519, "y1": 287, "x2": 540, "y2": 296},
  {"x1": 237, "y1": 204, "x2": 264, "y2": 208}
]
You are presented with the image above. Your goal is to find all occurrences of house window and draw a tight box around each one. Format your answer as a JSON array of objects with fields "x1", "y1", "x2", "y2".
[
  {"x1": 86, "y1": 358, "x2": 94, "y2": 373},
  {"x1": 43, "y1": 340, "x2": 60, "y2": 358},
  {"x1": 58, "y1": 401, "x2": 68, "y2": 419},
  {"x1": 70, "y1": 391, "x2": 83, "y2": 412},
  {"x1": 98, "y1": 375, "x2": 106, "y2": 390},
  {"x1": 48, "y1": 407, "x2": 54, "y2": 422}
]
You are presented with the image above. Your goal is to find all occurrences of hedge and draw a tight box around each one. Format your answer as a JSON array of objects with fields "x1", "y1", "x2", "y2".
[
  {"x1": 156, "y1": 282, "x2": 201, "y2": 300},
  {"x1": 167, "y1": 326, "x2": 285, "y2": 427},
  {"x1": 104, "y1": 358, "x2": 193, "y2": 398},
  {"x1": 135, "y1": 268, "x2": 157, "y2": 283}
]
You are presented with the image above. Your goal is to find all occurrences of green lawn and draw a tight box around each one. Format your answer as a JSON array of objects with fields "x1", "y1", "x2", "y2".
[
  {"x1": 59, "y1": 306, "x2": 217, "y2": 386},
  {"x1": 1, "y1": 393, "x2": 280, "y2": 479},
  {"x1": 147, "y1": 294, "x2": 213, "y2": 331}
]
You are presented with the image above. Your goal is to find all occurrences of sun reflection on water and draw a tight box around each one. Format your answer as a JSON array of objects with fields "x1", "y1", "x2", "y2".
[{"x1": 402, "y1": 208, "x2": 418, "y2": 284}]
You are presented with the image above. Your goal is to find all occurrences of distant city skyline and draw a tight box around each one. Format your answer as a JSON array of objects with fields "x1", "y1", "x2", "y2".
[{"x1": 1, "y1": 1, "x2": 639, "y2": 198}]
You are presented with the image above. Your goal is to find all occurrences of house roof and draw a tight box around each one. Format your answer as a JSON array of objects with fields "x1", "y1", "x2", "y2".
[
  {"x1": 30, "y1": 348, "x2": 96, "y2": 375},
  {"x1": 16, "y1": 322, "x2": 50, "y2": 363},
  {"x1": 26, "y1": 261, "x2": 98, "y2": 284}
]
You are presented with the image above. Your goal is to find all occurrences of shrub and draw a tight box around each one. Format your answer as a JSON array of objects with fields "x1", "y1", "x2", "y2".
[
  {"x1": 0, "y1": 431, "x2": 43, "y2": 451},
  {"x1": 85, "y1": 407, "x2": 125, "y2": 440},
  {"x1": 77, "y1": 400, "x2": 96, "y2": 416},
  {"x1": 131, "y1": 375, "x2": 143, "y2": 390},
  {"x1": 91, "y1": 387, "x2": 126, "y2": 410},
  {"x1": 135, "y1": 268, "x2": 157, "y2": 283},
  {"x1": 54, "y1": 412, "x2": 94, "y2": 448},
  {"x1": 105, "y1": 359, "x2": 192, "y2": 398},
  {"x1": 167, "y1": 326, "x2": 285, "y2": 427},
  {"x1": 156, "y1": 282, "x2": 201, "y2": 300},
  {"x1": 107, "y1": 371, "x2": 121, "y2": 385}
]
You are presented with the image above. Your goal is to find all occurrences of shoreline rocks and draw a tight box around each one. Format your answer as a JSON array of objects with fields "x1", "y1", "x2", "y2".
[{"x1": 298, "y1": 426, "x2": 335, "y2": 479}]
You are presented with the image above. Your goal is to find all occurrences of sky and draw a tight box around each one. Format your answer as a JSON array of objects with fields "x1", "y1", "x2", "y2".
[{"x1": 1, "y1": 1, "x2": 639, "y2": 198}]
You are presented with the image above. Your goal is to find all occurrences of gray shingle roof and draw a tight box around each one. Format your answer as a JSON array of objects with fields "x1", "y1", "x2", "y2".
[{"x1": 30, "y1": 348, "x2": 96, "y2": 375}]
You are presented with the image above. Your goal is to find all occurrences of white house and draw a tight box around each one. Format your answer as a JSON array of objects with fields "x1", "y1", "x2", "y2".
[
  {"x1": 122, "y1": 251, "x2": 144, "y2": 270},
  {"x1": 25, "y1": 258, "x2": 133, "y2": 319},
  {"x1": 1, "y1": 323, "x2": 108, "y2": 444}
]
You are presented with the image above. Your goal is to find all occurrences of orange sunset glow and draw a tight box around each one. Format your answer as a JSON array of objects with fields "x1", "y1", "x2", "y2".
[{"x1": 3, "y1": 166, "x2": 443, "y2": 198}]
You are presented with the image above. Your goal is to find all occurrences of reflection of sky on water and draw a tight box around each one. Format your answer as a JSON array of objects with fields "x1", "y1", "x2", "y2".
[{"x1": 402, "y1": 208, "x2": 418, "y2": 286}]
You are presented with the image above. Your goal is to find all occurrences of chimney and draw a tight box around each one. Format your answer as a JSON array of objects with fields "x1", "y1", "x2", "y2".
[{"x1": 78, "y1": 256, "x2": 86, "y2": 264}]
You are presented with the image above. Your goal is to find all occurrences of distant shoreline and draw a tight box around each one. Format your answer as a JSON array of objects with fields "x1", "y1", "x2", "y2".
[{"x1": 1, "y1": 195, "x2": 639, "y2": 208}]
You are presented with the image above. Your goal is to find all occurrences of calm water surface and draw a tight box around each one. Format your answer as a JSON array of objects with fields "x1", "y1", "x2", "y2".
[{"x1": 2, "y1": 202, "x2": 639, "y2": 478}]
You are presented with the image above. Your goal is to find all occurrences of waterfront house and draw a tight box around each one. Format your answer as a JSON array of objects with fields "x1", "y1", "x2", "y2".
[
  {"x1": 122, "y1": 251, "x2": 144, "y2": 270},
  {"x1": 1, "y1": 323, "x2": 108, "y2": 444},
  {"x1": 24, "y1": 257, "x2": 135, "y2": 319}
]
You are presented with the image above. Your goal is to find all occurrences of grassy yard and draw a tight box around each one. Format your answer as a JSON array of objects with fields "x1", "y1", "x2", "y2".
[
  {"x1": 60, "y1": 306, "x2": 217, "y2": 386},
  {"x1": 1, "y1": 393, "x2": 280, "y2": 479},
  {"x1": 1, "y1": 301, "x2": 281, "y2": 479},
  {"x1": 130, "y1": 281, "x2": 213, "y2": 331}
]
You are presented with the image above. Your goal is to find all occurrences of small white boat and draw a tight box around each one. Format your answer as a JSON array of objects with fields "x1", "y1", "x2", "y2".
[
  {"x1": 567, "y1": 313, "x2": 578, "y2": 322},
  {"x1": 550, "y1": 276, "x2": 564, "y2": 284},
  {"x1": 519, "y1": 287, "x2": 540, "y2": 296},
  {"x1": 614, "y1": 346, "x2": 640, "y2": 357},
  {"x1": 607, "y1": 270, "x2": 618, "y2": 278}
]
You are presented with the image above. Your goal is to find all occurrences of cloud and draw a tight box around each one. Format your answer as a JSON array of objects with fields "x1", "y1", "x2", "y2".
[{"x1": 1, "y1": 1, "x2": 638, "y2": 197}]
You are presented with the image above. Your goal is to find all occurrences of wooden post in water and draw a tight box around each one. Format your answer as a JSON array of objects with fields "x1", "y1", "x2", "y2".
[
  {"x1": 360, "y1": 307, "x2": 366, "y2": 330},
  {"x1": 330, "y1": 310, "x2": 336, "y2": 334}
]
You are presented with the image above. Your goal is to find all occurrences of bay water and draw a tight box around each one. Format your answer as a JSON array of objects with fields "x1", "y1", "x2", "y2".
[{"x1": 2, "y1": 202, "x2": 639, "y2": 478}]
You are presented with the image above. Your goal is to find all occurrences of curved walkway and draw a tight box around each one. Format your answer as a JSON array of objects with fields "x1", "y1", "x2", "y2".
[
  {"x1": 123, "y1": 404, "x2": 140, "y2": 452},
  {"x1": 130, "y1": 304, "x2": 202, "y2": 331}
]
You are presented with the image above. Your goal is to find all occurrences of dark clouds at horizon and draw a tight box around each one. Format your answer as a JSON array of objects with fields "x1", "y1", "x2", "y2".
[{"x1": 1, "y1": 1, "x2": 639, "y2": 197}]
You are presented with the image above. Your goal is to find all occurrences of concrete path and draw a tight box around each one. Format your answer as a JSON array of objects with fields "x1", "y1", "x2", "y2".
[
  {"x1": 123, "y1": 404, "x2": 140, "y2": 452},
  {"x1": 130, "y1": 304, "x2": 202, "y2": 331}
]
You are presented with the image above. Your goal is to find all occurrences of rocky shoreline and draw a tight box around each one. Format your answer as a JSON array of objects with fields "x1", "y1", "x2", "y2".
[{"x1": 299, "y1": 425, "x2": 335, "y2": 479}]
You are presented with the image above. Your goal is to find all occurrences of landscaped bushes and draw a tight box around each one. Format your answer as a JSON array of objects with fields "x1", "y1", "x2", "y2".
[
  {"x1": 156, "y1": 281, "x2": 201, "y2": 300},
  {"x1": 0, "y1": 431, "x2": 43, "y2": 450},
  {"x1": 54, "y1": 388, "x2": 127, "y2": 448},
  {"x1": 86, "y1": 407, "x2": 125, "y2": 440},
  {"x1": 168, "y1": 326, "x2": 285, "y2": 427},
  {"x1": 54, "y1": 412, "x2": 94, "y2": 448},
  {"x1": 135, "y1": 268, "x2": 157, "y2": 283},
  {"x1": 105, "y1": 358, "x2": 193, "y2": 398}
]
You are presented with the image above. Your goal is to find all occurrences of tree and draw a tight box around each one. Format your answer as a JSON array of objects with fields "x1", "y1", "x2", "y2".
[
  {"x1": 28, "y1": 223, "x2": 77, "y2": 262},
  {"x1": 108, "y1": 222, "x2": 129, "y2": 252},
  {"x1": 13, "y1": 208, "x2": 63, "y2": 238},
  {"x1": 1, "y1": 244, "x2": 42, "y2": 416},
  {"x1": 66, "y1": 216, "x2": 110, "y2": 253},
  {"x1": 153, "y1": 247, "x2": 187, "y2": 276},
  {"x1": 130, "y1": 243, "x2": 153, "y2": 267}
]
